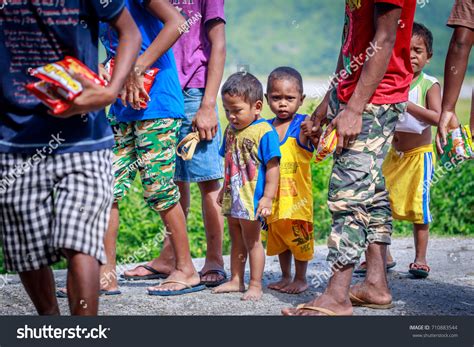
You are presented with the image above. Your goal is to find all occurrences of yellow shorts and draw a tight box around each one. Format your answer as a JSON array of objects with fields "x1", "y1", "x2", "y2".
[
  {"x1": 382, "y1": 144, "x2": 435, "y2": 225},
  {"x1": 266, "y1": 219, "x2": 314, "y2": 261}
]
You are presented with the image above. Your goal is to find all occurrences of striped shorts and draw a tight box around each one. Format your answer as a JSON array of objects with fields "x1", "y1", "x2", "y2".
[{"x1": 0, "y1": 150, "x2": 114, "y2": 272}]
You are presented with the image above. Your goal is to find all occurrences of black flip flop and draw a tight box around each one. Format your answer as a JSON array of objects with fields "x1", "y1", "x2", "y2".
[
  {"x1": 354, "y1": 261, "x2": 397, "y2": 274},
  {"x1": 56, "y1": 288, "x2": 122, "y2": 298},
  {"x1": 120, "y1": 265, "x2": 169, "y2": 281},
  {"x1": 199, "y1": 269, "x2": 228, "y2": 288}
]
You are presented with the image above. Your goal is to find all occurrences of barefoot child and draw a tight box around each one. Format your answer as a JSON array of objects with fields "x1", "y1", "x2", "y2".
[
  {"x1": 213, "y1": 72, "x2": 281, "y2": 301},
  {"x1": 264, "y1": 67, "x2": 315, "y2": 294},
  {"x1": 380, "y1": 23, "x2": 442, "y2": 278}
]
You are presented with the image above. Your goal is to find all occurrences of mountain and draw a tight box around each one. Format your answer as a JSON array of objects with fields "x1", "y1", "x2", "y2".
[{"x1": 224, "y1": 0, "x2": 473, "y2": 79}]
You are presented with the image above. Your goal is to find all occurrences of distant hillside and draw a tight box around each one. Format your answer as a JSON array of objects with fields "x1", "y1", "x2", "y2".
[{"x1": 224, "y1": 0, "x2": 473, "y2": 79}]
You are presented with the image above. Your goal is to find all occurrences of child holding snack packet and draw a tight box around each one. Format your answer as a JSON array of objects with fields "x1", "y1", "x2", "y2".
[
  {"x1": 213, "y1": 72, "x2": 281, "y2": 301},
  {"x1": 264, "y1": 67, "x2": 315, "y2": 294}
]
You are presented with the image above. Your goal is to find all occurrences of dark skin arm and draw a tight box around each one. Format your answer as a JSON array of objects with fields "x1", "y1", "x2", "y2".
[
  {"x1": 54, "y1": 9, "x2": 141, "y2": 117},
  {"x1": 436, "y1": 26, "x2": 473, "y2": 153},
  {"x1": 304, "y1": 47, "x2": 344, "y2": 146},
  {"x1": 326, "y1": 3, "x2": 402, "y2": 154},
  {"x1": 406, "y1": 83, "x2": 441, "y2": 126},
  {"x1": 256, "y1": 158, "x2": 280, "y2": 218},
  {"x1": 122, "y1": 0, "x2": 185, "y2": 109},
  {"x1": 193, "y1": 19, "x2": 226, "y2": 141}
]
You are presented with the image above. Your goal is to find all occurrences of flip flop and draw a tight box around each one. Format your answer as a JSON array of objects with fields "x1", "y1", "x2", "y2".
[
  {"x1": 147, "y1": 280, "x2": 206, "y2": 296},
  {"x1": 293, "y1": 304, "x2": 338, "y2": 316},
  {"x1": 56, "y1": 288, "x2": 122, "y2": 298},
  {"x1": 176, "y1": 132, "x2": 200, "y2": 161},
  {"x1": 354, "y1": 261, "x2": 397, "y2": 274},
  {"x1": 199, "y1": 269, "x2": 228, "y2": 287},
  {"x1": 349, "y1": 291, "x2": 394, "y2": 309},
  {"x1": 120, "y1": 265, "x2": 169, "y2": 281},
  {"x1": 409, "y1": 263, "x2": 430, "y2": 279}
]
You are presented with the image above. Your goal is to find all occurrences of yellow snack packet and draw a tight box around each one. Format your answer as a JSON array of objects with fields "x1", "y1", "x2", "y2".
[{"x1": 314, "y1": 128, "x2": 337, "y2": 163}]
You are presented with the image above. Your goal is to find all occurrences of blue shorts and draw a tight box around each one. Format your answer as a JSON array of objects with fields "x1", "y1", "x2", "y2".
[{"x1": 175, "y1": 88, "x2": 224, "y2": 183}]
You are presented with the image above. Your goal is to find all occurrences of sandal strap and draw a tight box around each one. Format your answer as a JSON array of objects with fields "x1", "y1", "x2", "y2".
[
  {"x1": 296, "y1": 304, "x2": 337, "y2": 316},
  {"x1": 176, "y1": 132, "x2": 200, "y2": 161},
  {"x1": 409, "y1": 263, "x2": 430, "y2": 272},
  {"x1": 160, "y1": 280, "x2": 193, "y2": 289}
]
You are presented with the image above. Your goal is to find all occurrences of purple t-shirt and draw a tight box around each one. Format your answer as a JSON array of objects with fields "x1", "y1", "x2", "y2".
[{"x1": 170, "y1": 0, "x2": 226, "y2": 89}]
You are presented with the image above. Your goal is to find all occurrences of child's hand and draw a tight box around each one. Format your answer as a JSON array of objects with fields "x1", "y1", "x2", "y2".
[
  {"x1": 98, "y1": 63, "x2": 111, "y2": 84},
  {"x1": 301, "y1": 118, "x2": 314, "y2": 137},
  {"x1": 217, "y1": 188, "x2": 224, "y2": 207},
  {"x1": 256, "y1": 196, "x2": 272, "y2": 218}
]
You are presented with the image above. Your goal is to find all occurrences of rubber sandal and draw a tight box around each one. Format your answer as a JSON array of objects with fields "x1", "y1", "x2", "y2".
[
  {"x1": 56, "y1": 288, "x2": 122, "y2": 298},
  {"x1": 295, "y1": 304, "x2": 338, "y2": 316},
  {"x1": 176, "y1": 132, "x2": 200, "y2": 161},
  {"x1": 349, "y1": 291, "x2": 395, "y2": 309},
  {"x1": 409, "y1": 263, "x2": 430, "y2": 279},
  {"x1": 354, "y1": 261, "x2": 397, "y2": 274},
  {"x1": 147, "y1": 280, "x2": 206, "y2": 296},
  {"x1": 199, "y1": 269, "x2": 228, "y2": 288},
  {"x1": 120, "y1": 265, "x2": 169, "y2": 281}
]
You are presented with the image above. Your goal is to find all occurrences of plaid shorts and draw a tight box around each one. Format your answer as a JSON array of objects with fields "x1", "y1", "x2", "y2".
[
  {"x1": 110, "y1": 118, "x2": 182, "y2": 212},
  {"x1": 0, "y1": 150, "x2": 114, "y2": 272}
]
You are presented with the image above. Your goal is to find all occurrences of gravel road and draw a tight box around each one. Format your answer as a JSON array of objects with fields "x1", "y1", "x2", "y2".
[{"x1": 1, "y1": 237, "x2": 473, "y2": 316}]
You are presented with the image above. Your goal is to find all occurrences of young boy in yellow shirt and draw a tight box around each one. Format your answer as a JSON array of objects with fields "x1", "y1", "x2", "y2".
[{"x1": 265, "y1": 67, "x2": 315, "y2": 294}]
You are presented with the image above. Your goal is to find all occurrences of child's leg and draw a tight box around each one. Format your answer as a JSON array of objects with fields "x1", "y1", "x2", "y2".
[
  {"x1": 213, "y1": 217, "x2": 246, "y2": 293},
  {"x1": 99, "y1": 203, "x2": 119, "y2": 291},
  {"x1": 63, "y1": 250, "x2": 101, "y2": 315},
  {"x1": 280, "y1": 259, "x2": 309, "y2": 294},
  {"x1": 240, "y1": 219, "x2": 265, "y2": 301},
  {"x1": 19, "y1": 267, "x2": 60, "y2": 315},
  {"x1": 268, "y1": 250, "x2": 292, "y2": 290},
  {"x1": 413, "y1": 223, "x2": 429, "y2": 265},
  {"x1": 148, "y1": 203, "x2": 200, "y2": 291}
]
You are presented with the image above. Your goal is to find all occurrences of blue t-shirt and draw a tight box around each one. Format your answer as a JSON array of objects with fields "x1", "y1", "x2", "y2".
[
  {"x1": 100, "y1": 0, "x2": 184, "y2": 122},
  {"x1": 219, "y1": 119, "x2": 281, "y2": 221},
  {"x1": 0, "y1": 0, "x2": 125, "y2": 154}
]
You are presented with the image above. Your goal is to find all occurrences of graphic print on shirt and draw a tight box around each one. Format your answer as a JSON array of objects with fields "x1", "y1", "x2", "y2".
[{"x1": 223, "y1": 131, "x2": 258, "y2": 219}]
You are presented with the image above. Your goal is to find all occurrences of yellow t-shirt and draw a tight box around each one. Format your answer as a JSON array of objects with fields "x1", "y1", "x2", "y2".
[{"x1": 267, "y1": 114, "x2": 314, "y2": 224}]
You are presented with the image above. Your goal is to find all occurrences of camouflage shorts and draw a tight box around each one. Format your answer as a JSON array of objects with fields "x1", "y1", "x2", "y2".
[
  {"x1": 326, "y1": 89, "x2": 406, "y2": 265},
  {"x1": 110, "y1": 118, "x2": 182, "y2": 212}
]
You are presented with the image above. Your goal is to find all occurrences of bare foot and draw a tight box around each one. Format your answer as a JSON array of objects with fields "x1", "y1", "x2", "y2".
[
  {"x1": 350, "y1": 281, "x2": 392, "y2": 306},
  {"x1": 281, "y1": 293, "x2": 353, "y2": 316},
  {"x1": 241, "y1": 284, "x2": 262, "y2": 301},
  {"x1": 147, "y1": 269, "x2": 200, "y2": 293},
  {"x1": 212, "y1": 278, "x2": 245, "y2": 294},
  {"x1": 280, "y1": 279, "x2": 308, "y2": 294},
  {"x1": 268, "y1": 276, "x2": 291, "y2": 291}
]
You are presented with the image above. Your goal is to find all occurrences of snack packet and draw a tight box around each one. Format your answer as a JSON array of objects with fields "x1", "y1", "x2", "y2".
[
  {"x1": 105, "y1": 58, "x2": 159, "y2": 109},
  {"x1": 438, "y1": 125, "x2": 474, "y2": 166},
  {"x1": 314, "y1": 128, "x2": 338, "y2": 163},
  {"x1": 26, "y1": 56, "x2": 105, "y2": 115}
]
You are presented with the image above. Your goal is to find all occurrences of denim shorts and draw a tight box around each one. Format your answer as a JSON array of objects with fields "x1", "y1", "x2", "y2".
[{"x1": 175, "y1": 88, "x2": 224, "y2": 183}]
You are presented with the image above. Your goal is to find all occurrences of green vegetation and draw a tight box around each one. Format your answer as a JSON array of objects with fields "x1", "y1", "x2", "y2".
[{"x1": 224, "y1": 0, "x2": 473, "y2": 78}]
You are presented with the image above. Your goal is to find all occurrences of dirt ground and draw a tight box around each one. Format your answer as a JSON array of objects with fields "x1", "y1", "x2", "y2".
[{"x1": 0, "y1": 237, "x2": 473, "y2": 316}]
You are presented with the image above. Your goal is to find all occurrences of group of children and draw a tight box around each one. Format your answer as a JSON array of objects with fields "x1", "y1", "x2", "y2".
[{"x1": 211, "y1": 21, "x2": 451, "y2": 301}]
